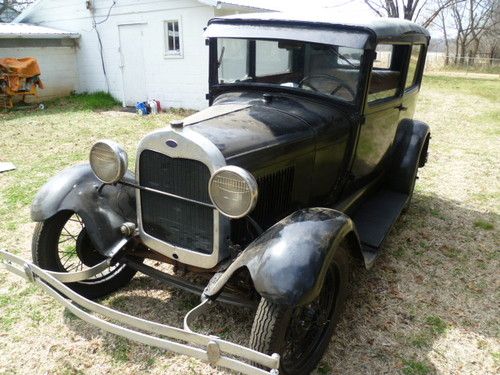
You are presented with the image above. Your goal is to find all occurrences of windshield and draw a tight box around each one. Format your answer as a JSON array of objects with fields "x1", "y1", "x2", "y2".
[{"x1": 216, "y1": 38, "x2": 364, "y2": 103}]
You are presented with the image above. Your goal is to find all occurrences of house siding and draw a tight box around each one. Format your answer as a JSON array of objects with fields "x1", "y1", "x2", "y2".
[{"x1": 23, "y1": 0, "x2": 216, "y2": 109}]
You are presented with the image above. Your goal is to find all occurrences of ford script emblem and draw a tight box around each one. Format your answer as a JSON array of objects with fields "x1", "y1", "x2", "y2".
[{"x1": 166, "y1": 139, "x2": 178, "y2": 148}]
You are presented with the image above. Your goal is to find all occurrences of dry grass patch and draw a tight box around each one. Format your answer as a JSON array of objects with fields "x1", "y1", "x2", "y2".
[{"x1": 0, "y1": 78, "x2": 499, "y2": 374}]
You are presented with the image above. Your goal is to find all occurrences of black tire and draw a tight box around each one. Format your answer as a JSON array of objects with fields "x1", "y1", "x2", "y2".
[
  {"x1": 32, "y1": 210, "x2": 138, "y2": 299},
  {"x1": 249, "y1": 243, "x2": 352, "y2": 375}
]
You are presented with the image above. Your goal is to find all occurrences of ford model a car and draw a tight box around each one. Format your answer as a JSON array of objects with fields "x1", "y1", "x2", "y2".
[{"x1": 1, "y1": 13, "x2": 430, "y2": 375}]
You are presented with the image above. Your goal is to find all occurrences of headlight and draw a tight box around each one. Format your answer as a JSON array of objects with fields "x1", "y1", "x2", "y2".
[
  {"x1": 209, "y1": 166, "x2": 258, "y2": 219},
  {"x1": 89, "y1": 140, "x2": 128, "y2": 184}
]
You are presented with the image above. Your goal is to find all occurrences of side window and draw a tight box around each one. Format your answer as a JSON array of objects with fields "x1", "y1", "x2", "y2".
[
  {"x1": 164, "y1": 20, "x2": 182, "y2": 57},
  {"x1": 255, "y1": 40, "x2": 291, "y2": 76},
  {"x1": 368, "y1": 44, "x2": 403, "y2": 103},
  {"x1": 405, "y1": 44, "x2": 423, "y2": 89},
  {"x1": 373, "y1": 44, "x2": 392, "y2": 69}
]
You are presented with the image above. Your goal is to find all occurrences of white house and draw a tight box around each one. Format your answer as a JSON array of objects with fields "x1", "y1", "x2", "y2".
[{"x1": 10, "y1": 0, "x2": 278, "y2": 109}]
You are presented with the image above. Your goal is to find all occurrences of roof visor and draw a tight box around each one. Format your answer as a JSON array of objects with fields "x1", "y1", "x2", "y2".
[{"x1": 204, "y1": 23, "x2": 371, "y2": 50}]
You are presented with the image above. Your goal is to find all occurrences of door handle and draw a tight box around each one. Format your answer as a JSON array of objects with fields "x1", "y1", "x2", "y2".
[{"x1": 395, "y1": 104, "x2": 408, "y2": 112}]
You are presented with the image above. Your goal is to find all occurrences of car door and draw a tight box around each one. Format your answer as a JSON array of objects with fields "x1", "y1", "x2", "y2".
[{"x1": 351, "y1": 44, "x2": 410, "y2": 187}]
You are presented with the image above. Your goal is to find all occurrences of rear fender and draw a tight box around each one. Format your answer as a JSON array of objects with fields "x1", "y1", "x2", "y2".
[
  {"x1": 388, "y1": 119, "x2": 430, "y2": 194},
  {"x1": 204, "y1": 208, "x2": 362, "y2": 306},
  {"x1": 31, "y1": 164, "x2": 136, "y2": 256}
]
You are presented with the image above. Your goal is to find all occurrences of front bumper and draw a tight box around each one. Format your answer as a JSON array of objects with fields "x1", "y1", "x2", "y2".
[{"x1": 0, "y1": 250, "x2": 280, "y2": 375}]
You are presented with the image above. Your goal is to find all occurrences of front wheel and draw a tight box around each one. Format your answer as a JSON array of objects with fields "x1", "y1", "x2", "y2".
[
  {"x1": 249, "y1": 244, "x2": 352, "y2": 375},
  {"x1": 32, "y1": 210, "x2": 138, "y2": 299}
]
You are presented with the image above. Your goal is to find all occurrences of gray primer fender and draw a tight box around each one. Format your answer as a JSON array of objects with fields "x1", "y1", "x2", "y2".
[
  {"x1": 31, "y1": 164, "x2": 136, "y2": 257},
  {"x1": 388, "y1": 119, "x2": 430, "y2": 194},
  {"x1": 204, "y1": 208, "x2": 361, "y2": 306}
]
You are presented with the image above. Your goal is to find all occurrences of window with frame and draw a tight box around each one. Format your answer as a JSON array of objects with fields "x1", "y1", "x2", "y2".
[
  {"x1": 164, "y1": 20, "x2": 182, "y2": 57},
  {"x1": 216, "y1": 38, "x2": 364, "y2": 103},
  {"x1": 405, "y1": 44, "x2": 423, "y2": 89},
  {"x1": 368, "y1": 44, "x2": 403, "y2": 103}
]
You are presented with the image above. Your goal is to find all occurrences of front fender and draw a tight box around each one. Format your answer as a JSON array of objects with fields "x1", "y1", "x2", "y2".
[
  {"x1": 31, "y1": 164, "x2": 136, "y2": 256},
  {"x1": 204, "y1": 208, "x2": 360, "y2": 306}
]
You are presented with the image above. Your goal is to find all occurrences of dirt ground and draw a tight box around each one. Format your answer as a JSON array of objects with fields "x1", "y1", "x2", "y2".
[{"x1": 0, "y1": 74, "x2": 498, "y2": 375}]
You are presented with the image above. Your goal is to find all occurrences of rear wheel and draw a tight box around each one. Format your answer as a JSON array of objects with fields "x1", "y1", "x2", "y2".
[
  {"x1": 32, "y1": 210, "x2": 138, "y2": 299},
  {"x1": 249, "y1": 244, "x2": 352, "y2": 375}
]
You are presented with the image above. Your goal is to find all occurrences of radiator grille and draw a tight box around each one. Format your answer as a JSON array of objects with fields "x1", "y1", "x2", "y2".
[
  {"x1": 231, "y1": 167, "x2": 295, "y2": 246},
  {"x1": 139, "y1": 150, "x2": 213, "y2": 254}
]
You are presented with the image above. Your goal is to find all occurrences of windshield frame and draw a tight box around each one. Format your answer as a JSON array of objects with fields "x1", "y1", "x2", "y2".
[{"x1": 208, "y1": 36, "x2": 370, "y2": 110}]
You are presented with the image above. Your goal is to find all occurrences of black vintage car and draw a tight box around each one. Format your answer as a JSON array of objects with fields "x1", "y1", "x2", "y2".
[{"x1": 1, "y1": 12, "x2": 430, "y2": 375}]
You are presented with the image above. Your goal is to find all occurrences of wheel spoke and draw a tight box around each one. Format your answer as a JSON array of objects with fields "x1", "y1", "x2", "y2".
[{"x1": 62, "y1": 227, "x2": 78, "y2": 241}]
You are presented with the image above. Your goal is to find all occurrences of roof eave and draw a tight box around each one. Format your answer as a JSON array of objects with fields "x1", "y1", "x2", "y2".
[{"x1": 0, "y1": 33, "x2": 80, "y2": 39}]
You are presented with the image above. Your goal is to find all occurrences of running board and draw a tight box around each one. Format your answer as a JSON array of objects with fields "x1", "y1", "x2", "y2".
[{"x1": 351, "y1": 189, "x2": 408, "y2": 266}]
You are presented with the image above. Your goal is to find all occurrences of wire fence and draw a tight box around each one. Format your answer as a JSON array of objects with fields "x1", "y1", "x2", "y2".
[{"x1": 425, "y1": 52, "x2": 500, "y2": 75}]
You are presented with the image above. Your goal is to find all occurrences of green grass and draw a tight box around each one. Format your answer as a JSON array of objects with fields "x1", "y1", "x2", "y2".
[
  {"x1": 474, "y1": 220, "x2": 494, "y2": 230},
  {"x1": 425, "y1": 315, "x2": 447, "y2": 335},
  {"x1": 50, "y1": 91, "x2": 120, "y2": 111},
  {"x1": 402, "y1": 359, "x2": 431, "y2": 375},
  {"x1": 111, "y1": 338, "x2": 130, "y2": 363},
  {"x1": 423, "y1": 75, "x2": 499, "y2": 101}
]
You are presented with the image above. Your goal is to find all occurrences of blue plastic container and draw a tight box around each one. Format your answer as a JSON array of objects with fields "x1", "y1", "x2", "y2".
[{"x1": 136, "y1": 102, "x2": 149, "y2": 115}]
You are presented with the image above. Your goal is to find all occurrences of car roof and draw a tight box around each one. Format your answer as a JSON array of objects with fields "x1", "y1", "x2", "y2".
[{"x1": 208, "y1": 11, "x2": 430, "y2": 43}]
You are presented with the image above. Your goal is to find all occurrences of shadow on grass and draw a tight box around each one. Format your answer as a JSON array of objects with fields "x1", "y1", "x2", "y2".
[{"x1": 61, "y1": 191, "x2": 497, "y2": 374}]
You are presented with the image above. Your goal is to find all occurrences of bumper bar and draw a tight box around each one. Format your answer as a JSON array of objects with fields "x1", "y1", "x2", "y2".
[{"x1": 0, "y1": 250, "x2": 279, "y2": 375}]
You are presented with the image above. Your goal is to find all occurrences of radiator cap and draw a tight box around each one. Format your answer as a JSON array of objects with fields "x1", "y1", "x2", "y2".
[{"x1": 170, "y1": 120, "x2": 184, "y2": 129}]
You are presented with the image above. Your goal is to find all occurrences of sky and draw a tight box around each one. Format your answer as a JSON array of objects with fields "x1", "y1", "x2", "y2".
[
  {"x1": 233, "y1": 0, "x2": 442, "y2": 37},
  {"x1": 238, "y1": 0, "x2": 379, "y2": 18}
]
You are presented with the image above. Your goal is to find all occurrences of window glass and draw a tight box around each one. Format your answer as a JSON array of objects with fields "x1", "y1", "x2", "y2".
[
  {"x1": 217, "y1": 38, "x2": 364, "y2": 103},
  {"x1": 373, "y1": 44, "x2": 392, "y2": 69},
  {"x1": 164, "y1": 20, "x2": 181, "y2": 56},
  {"x1": 218, "y1": 39, "x2": 248, "y2": 83},
  {"x1": 405, "y1": 44, "x2": 423, "y2": 89},
  {"x1": 368, "y1": 44, "x2": 402, "y2": 103},
  {"x1": 338, "y1": 47, "x2": 363, "y2": 66},
  {"x1": 256, "y1": 40, "x2": 291, "y2": 76}
]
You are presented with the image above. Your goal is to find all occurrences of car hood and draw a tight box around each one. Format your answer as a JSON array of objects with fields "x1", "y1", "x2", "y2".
[{"x1": 183, "y1": 93, "x2": 317, "y2": 161}]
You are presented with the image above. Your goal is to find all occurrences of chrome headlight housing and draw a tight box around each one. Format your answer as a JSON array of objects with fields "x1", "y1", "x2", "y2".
[
  {"x1": 89, "y1": 140, "x2": 128, "y2": 184},
  {"x1": 209, "y1": 166, "x2": 258, "y2": 219}
]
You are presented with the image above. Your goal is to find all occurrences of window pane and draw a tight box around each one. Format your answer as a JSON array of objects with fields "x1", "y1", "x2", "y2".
[
  {"x1": 256, "y1": 40, "x2": 291, "y2": 76},
  {"x1": 217, "y1": 38, "x2": 364, "y2": 103},
  {"x1": 368, "y1": 44, "x2": 401, "y2": 102},
  {"x1": 405, "y1": 45, "x2": 422, "y2": 89},
  {"x1": 218, "y1": 39, "x2": 248, "y2": 83},
  {"x1": 338, "y1": 47, "x2": 363, "y2": 66},
  {"x1": 165, "y1": 20, "x2": 181, "y2": 54},
  {"x1": 373, "y1": 44, "x2": 392, "y2": 69}
]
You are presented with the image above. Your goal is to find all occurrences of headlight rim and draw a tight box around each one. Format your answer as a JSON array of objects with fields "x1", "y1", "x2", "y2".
[
  {"x1": 89, "y1": 139, "x2": 128, "y2": 184},
  {"x1": 208, "y1": 165, "x2": 258, "y2": 219}
]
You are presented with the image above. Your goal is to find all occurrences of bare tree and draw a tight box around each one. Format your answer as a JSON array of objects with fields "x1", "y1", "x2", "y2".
[
  {"x1": 450, "y1": 0, "x2": 497, "y2": 64},
  {"x1": 0, "y1": 0, "x2": 33, "y2": 22},
  {"x1": 438, "y1": 5, "x2": 450, "y2": 64},
  {"x1": 363, "y1": 0, "x2": 462, "y2": 27}
]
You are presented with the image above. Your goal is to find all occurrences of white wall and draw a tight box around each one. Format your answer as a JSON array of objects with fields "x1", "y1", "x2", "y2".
[
  {"x1": 0, "y1": 45, "x2": 77, "y2": 100},
  {"x1": 23, "y1": 0, "x2": 216, "y2": 109}
]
